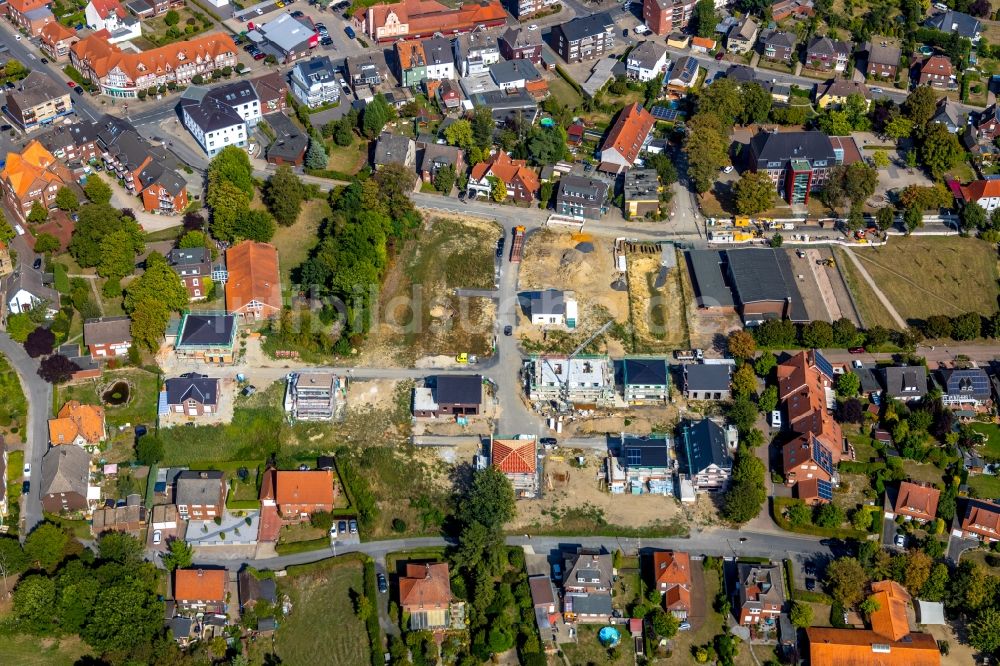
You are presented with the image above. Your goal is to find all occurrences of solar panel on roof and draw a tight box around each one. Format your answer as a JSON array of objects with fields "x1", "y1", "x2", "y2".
[
  {"x1": 651, "y1": 106, "x2": 682, "y2": 121},
  {"x1": 817, "y1": 480, "x2": 833, "y2": 501},
  {"x1": 627, "y1": 448, "x2": 642, "y2": 466},
  {"x1": 814, "y1": 350, "x2": 834, "y2": 380},
  {"x1": 813, "y1": 439, "x2": 834, "y2": 475}
]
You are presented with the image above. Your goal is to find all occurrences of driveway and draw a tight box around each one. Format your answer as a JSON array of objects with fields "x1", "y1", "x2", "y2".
[{"x1": 373, "y1": 556, "x2": 399, "y2": 637}]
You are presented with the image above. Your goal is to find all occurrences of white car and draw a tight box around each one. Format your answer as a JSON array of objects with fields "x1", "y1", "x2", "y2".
[
  {"x1": 870, "y1": 87, "x2": 883, "y2": 94},
  {"x1": 14, "y1": 224, "x2": 24, "y2": 235},
  {"x1": 152, "y1": 530, "x2": 162, "y2": 545},
  {"x1": 527, "y1": 23, "x2": 538, "y2": 31},
  {"x1": 770, "y1": 411, "x2": 782, "y2": 429},
  {"x1": 894, "y1": 533, "x2": 907, "y2": 548},
  {"x1": 635, "y1": 24, "x2": 649, "y2": 35},
  {"x1": 723, "y1": 165, "x2": 734, "y2": 174},
  {"x1": 22, "y1": 463, "x2": 30, "y2": 478},
  {"x1": 14, "y1": 35, "x2": 21, "y2": 41}
]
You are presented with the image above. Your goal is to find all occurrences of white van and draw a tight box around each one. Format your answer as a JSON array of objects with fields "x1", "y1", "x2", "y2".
[
  {"x1": 14, "y1": 224, "x2": 24, "y2": 235},
  {"x1": 635, "y1": 24, "x2": 649, "y2": 35},
  {"x1": 770, "y1": 411, "x2": 782, "y2": 429},
  {"x1": 933, "y1": 2, "x2": 948, "y2": 10}
]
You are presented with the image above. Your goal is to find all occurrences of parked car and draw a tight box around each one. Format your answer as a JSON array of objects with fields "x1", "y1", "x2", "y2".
[
  {"x1": 377, "y1": 573, "x2": 388, "y2": 593},
  {"x1": 153, "y1": 530, "x2": 162, "y2": 545},
  {"x1": 23, "y1": 463, "x2": 30, "y2": 478},
  {"x1": 14, "y1": 224, "x2": 24, "y2": 235},
  {"x1": 321, "y1": 37, "x2": 333, "y2": 46},
  {"x1": 551, "y1": 563, "x2": 562, "y2": 581},
  {"x1": 349, "y1": 519, "x2": 358, "y2": 533},
  {"x1": 540, "y1": 437, "x2": 557, "y2": 447},
  {"x1": 503, "y1": 325, "x2": 513, "y2": 336},
  {"x1": 32, "y1": 256, "x2": 41, "y2": 270},
  {"x1": 803, "y1": 562, "x2": 815, "y2": 576},
  {"x1": 678, "y1": 622, "x2": 692, "y2": 631},
  {"x1": 329, "y1": 523, "x2": 337, "y2": 536},
  {"x1": 770, "y1": 410, "x2": 781, "y2": 429},
  {"x1": 22, "y1": 481, "x2": 29, "y2": 495},
  {"x1": 715, "y1": 51, "x2": 724, "y2": 60},
  {"x1": 40, "y1": 58, "x2": 48, "y2": 64},
  {"x1": 894, "y1": 533, "x2": 907, "y2": 548},
  {"x1": 67, "y1": 80, "x2": 76, "y2": 87},
  {"x1": 848, "y1": 346, "x2": 865, "y2": 354},
  {"x1": 253, "y1": 52, "x2": 266, "y2": 60},
  {"x1": 805, "y1": 578, "x2": 816, "y2": 591},
  {"x1": 74, "y1": 86, "x2": 83, "y2": 95},
  {"x1": 345, "y1": 26, "x2": 356, "y2": 38}
]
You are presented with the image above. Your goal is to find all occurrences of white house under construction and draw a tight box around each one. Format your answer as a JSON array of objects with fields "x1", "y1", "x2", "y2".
[{"x1": 527, "y1": 355, "x2": 615, "y2": 407}]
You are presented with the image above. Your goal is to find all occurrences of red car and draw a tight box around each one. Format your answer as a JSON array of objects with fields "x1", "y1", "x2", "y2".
[
  {"x1": 67, "y1": 80, "x2": 76, "y2": 87},
  {"x1": 253, "y1": 52, "x2": 266, "y2": 60},
  {"x1": 848, "y1": 347, "x2": 865, "y2": 354},
  {"x1": 715, "y1": 52, "x2": 724, "y2": 60}
]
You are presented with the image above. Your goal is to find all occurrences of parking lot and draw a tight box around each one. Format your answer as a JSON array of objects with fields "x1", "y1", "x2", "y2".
[{"x1": 224, "y1": 0, "x2": 364, "y2": 61}]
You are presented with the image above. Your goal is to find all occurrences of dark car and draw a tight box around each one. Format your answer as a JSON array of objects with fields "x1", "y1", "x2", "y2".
[
  {"x1": 344, "y1": 26, "x2": 356, "y2": 39},
  {"x1": 40, "y1": 58, "x2": 48, "y2": 64},
  {"x1": 244, "y1": 44, "x2": 257, "y2": 52},
  {"x1": 540, "y1": 437, "x2": 557, "y2": 447},
  {"x1": 349, "y1": 519, "x2": 358, "y2": 534},
  {"x1": 291, "y1": 9, "x2": 303, "y2": 16},
  {"x1": 503, "y1": 325, "x2": 513, "y2": 336},
  {"x1": 338, "y1": 520, "x2": 347, "y2": 534},
  {"x1": 715, "y1": 51, "x2": 724, "y2": 60},
  {"x1": 377, "y1": 573, "x2": 388, "y2": 593},
  {"x1": 1, "y1": 124, "x2": 12, "y2": 131},
  {"x1": 74, "y1": 86, "x2": 84, "y2": 95},
  {"x1": 321, "y1": 37, "x2": 333, "y2": 46},
  {"x1": 32, "y1": 257, "x2": 41, "y2": 270},
  {"x1": 848, "y1": 346, "x2": 865, "y2": 354},
  {"x1": 805, "y1": 578, "x2": 816, "y2": 591},
  {"x1": 21, "y1": 481, "x2": 29, "y2": 495},
  {"x1": 253, "y1": 52, "x2": 266, "y2": 60}
]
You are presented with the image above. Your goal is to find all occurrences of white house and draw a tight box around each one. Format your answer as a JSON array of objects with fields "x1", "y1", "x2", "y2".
[
  {"x1": 529, "y1": 289, "x2": 578, "y2": 328},
  {"x1": 6, "y1": 270, "x2": 59, "y2": 318},
  {"x1": 84, "y1": 0, "x2": 141, "y2": 44},
  {"x1": 962, "y1": 179, "x2": 1000, "y2": 212},
  {"x1": 626, "y1": 41, "x2": 667, "y2": 82},
  {"x1": 180, "y1": 81, "x2": 260, "y2": 157},
  {"x1": 423, "y1": 36, "x2": 456, "y2": 81},
  {"x1": 291, "y1": 56, "x2": 340, "y2": 109},
  {"x1": 455, "y1": 31, "x2": 501, "y2": 77}
]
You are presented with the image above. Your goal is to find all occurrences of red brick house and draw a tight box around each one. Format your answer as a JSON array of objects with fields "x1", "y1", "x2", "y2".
[
  {"x1": 918, "y1": 55, "x2": 954, "y2": 88},
  {"x1": 260, "y1": 468, "x2": 335, "y2": 520},
  {"x1": 736, "y1": 563, "x2": 784, "y2": 625},
  {"x1": 642, "y1": 0, "x2": 696, "y2": 36},
  {"x1": 166, "y1": 247, "x2": 212, "y2": 301},
  {"x1": 959, "y1": 498, "x2": 1000, "y2": 543},
  {"x1": 399, "y1": 562, "x2": 456, "y2": 630},
  {"x1": 164, "y1": 373, "x2": 219, "y2": 418},
  {"x1": 39, "y1": 21, "x2": 78, "y2": 62},
  {"x1": 83, "y1": 316, "x2": 132, "y2": 358},
  {"x1": 7, "y1": 0, "x2": 54, "y2": 36}
]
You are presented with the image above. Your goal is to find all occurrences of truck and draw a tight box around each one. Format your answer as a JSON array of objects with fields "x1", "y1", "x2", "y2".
[
  {"x1": 509, "y1": 226, "x2": 525, "y2": 262},
  {"x1": 673, "y1": 349, "x2": 704, "y2": 361}
]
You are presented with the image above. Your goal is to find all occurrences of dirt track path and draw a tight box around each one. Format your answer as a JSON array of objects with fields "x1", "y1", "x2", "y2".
[{"x1": 840, "y1": 248, "x2": 908, "y2": 330}]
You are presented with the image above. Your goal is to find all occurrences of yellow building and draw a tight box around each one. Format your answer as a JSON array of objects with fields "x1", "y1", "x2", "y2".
[{"x1": 816, "y1": 79, "x2": 872, "y2": 110}]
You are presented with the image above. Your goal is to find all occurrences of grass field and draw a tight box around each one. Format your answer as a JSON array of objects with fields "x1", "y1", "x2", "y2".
[
  {"x1": 562, "y1": 624, "x2": 636, "y2": 665},
  {"x1": 327, "y1": 140, "x2": 369, "y2": 175},
  {"x1": 968, "y1": 422, "x2": 1000, "y2": 460},
  {"x1": 56, "y1": 368, "x2": 160, "y2": 427},
  {"x1": 0, "y1": 352, "x2": 27, "y2": 444},
  {"x1": 852, "y1": 237, "x2": 999, "y2": 321},
  {"x1": 833, "y1": 248, "x2": 902, "y2": 331},
  {"x1": 969, "y1": 474, "x2": 1000, "y2": 500},
  {"x1": 667, "y1": 566, "x2": 722, "y2": 661},
  {"x1": 548, "y1": 76, "x2": 583, "y2": 110},
  {"x1": 271, "y1": 199, "x2": 330, "y2": 288},
  {"x1": 0, "y1": 634, "x2": 92, "y2": 665},
  {"x1": 902, "y1": 460, "x2": 948, "y2": 487},
  {"x1": 275, "y1": 558, "x2": 371, "y2": 665}
]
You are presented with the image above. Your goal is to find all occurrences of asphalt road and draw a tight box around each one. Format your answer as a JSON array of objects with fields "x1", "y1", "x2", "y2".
[{"x1": 0, "y1": 332, "x2": 48, "y2": 538}]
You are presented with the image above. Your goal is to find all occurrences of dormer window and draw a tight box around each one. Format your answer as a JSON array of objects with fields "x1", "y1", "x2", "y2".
[{"x1": 178, "y1": 51, "x2": 186, "y2": 61}]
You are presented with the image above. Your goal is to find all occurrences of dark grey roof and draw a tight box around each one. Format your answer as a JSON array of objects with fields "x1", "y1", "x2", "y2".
[
  {"x1": 566, "y1": 592, "x2": 613, "y2": 615},
  {"x1": 258, "y1": 617, "x2": 277, "y2": 631},
  {"x1": 265, "y1": 112, "x2": 308, "y2": 162},
  {"x1": 749, "y1": 130, "x2": 836, "y2": 165},
  {"x1": 174, "y1": 470, "x2": 224, "y2": 506},
  {"x1": 669, "y1": 56, "x2": 698, "y2": 84},
  {"x1": 418, "y1": 143, "x2": 462, "y2": 173},
  {"x1": 866, "y1": 39, "x2": 902, "y2": 66},
  {"x1": 623, "y1": 358, "x2": 668, "y2": 386},
  {"x1": 683, "y1": 364, "x2": 732, "y2": 392},
  {"x1": 853, "y1": 364, "x2": 881, "y2": 395},
  {"x1": 925, "y1": 10, "x2": 981, "y2": 38},
  {"x1": 624, "y1": 169, "x2": 659, "y2": 201},
  {"x1": 373, "y1": 132, "x2": 413, "y2": 166},
  {"x1": 138, "y1": 161, "x2": 186, "y2": 195},
  {"x1": 84, "y1": 316, "x2": 132, "y2": 347},
  {"x1": 37, "y1": 119, "x2": 100, "y2": 153},
  {"x1": 681, "y1": 418, "x2": 733, "y2": 474},
  {"x1": 529, "y1": 289, "x2": 567, "y2": 316},
  {"x1": 435, "y1": 375, "x2": 482, "y2": 405},
  {"x1": 932, "y1": 98, "x2": 963, "y2": 128},
  {"x1": 564, "y1": 547, "x2": 613, "y2": 588},
  {"x1": 177, "y1": 314, "x2": 236, "y2": 347},
  {"x1": 168, "y1": 616, "x2": 195, "y2": 640},
  {"x1": 558, "y1": 174, "x2": 609, "y2": 202},
  {"x1": 761, "y1": 29, "x2": 797, "y2": 49},
  {"x1": 882, "y1": 366, "x2": 927, "y2": 399},
  {"x1": 557, "y1": 12, "x2": 615, "y2": 42},
  {"x1": 686, "y1": 250, "x2": 734, "y2": 308},
  {"x1": 726, "y1": 249, "x2": 801, "y2": 305},
  {"x1": 806, "y1": 35, "x2": 851, "y2": 56},
  {"x1": 467, "y1": 88, "x2": 538, "y2": 123},
  {"x1": 182, "y1": 93, "x2": 244, "y2": 133},
  {"x1": 7, "y1": 70, "x2": 67, "y2": 109},
  {"x1": 490, "y1": 58, "x2": 541, "y2": 85},
  {"x1": 41, "y1": 445, "x2": 90, "y2": 498},
  {"x1": 725, "y1": 64, "x2": 757, "y2": 83},
  {"x1": 293, "y1": 55, "x2": 336, "y2": 85},
  {"x1": 500, "y1": 26, "x2": 541, "y2": 50},
  {"x1": 165, "y1": 372, "x2": 219, "y2": 406},
  {"x1": 627, "y1": 41, "x2": 667, "y2": 70},
  {"x1": 7, "y1": 269, "x2": 59, "y2": 307},
  {"x1": 423, "y1": 36, "x2": 453, "y2": 66},
  {"x1": 621, "y1": 436, "x2": 671, "y2": 468},
  {"x1": 942, "y1": 367, "x2": 991, "y2": 400},
  {"x1": 167, "y1": 247, "x2": 211, "y2": 267},
  {"x1": 205, "y1": 80, "x2": 258, "y2": 108},
  {"x1": 239, "y1": 570, "x2": 278, "y2": 607}
]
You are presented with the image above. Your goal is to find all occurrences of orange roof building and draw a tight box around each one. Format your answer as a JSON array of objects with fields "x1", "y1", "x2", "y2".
[
  {"x1": 598, "y1": 102, "x2": 655, "y2": 174},
  {"x1": 260, "y1": 468, "x2": 335, "y2": 519},
  {"x1": 174, "y1": 569, "x2": 227, "y2": 613},
  {"x1": 354, "y1": 0, "x2": 507, "y2": 43},
  {"x1": 652, "y1": 550, "x2": 692, "y2": 617},
  {"x1": 491, "y1": 435, "x2": 538, "y2": 498},
  {"x1": 6, "y1": 0, "x2": 54, "y2": 37},
  {"x1": 39, "y1": 21, "x2": 78, "y2": 62},
  {"x1": 960, "y1": 498, "x2": 1000, "y2": 542},
  {"x1": 48, "y1": 400, "x2": 106, "y2": 448},
  {"x1": 70, "y1": 31, "x2": 237, "y2": 98},
  {"x1": 777, "y1": 351, "x2": 844, "y2": 461},
  {"x1": 962, "y1": 178, "x2": 1000, "y2": 209},
  {"x1": 468, "y1": 151, "x2": 540, "y2": 203},
  {"x1": 0, "y1": 139, "x2": 71, "y2": 223},
  {"x1": 225, "y1": 241, "x2": 281, "y2": 321},
  {"x1": 892, "y1": 481, "x2": 940, "y2": 523},
  {"x1": 398, "y1": 562, "x2": 455, "y2": 629},
  {"x1": 691, "y1": 36, "x2": 717, "y2": 51},
  {"x1": 807, "y1": 580, "x2": 938, "y2": 665}
]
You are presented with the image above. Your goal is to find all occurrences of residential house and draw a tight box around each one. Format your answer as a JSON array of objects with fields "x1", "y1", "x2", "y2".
[
  {"x1": 83, "y1": 316, "x2": 132, "y2": 358},
  {"x1": 962, "y1": 178, "x2": 1000, "y2": 212},
  {"x1": 70, "y1": 32, "x2": 237, "y2": 98},
  {"x1": 433, "y1": 375, "x2": 482, "y2": 415},
  {"x1": 346, "y1": 51, "x2": 390, "y2": 89},
  {"x1": 174, "y1": 569, "x2": 227, "y2": 615},
  {"x1": 865, "y1": 38, "x2": 901, "y2": 80},
  {"x1": 974, "y1": 103, "x2": 1000, "y2": 143},
  {"x1": 423, "y1": 36, "x2": 455, "y2": 81},
  {"x1": 528, "y1": 289, "x2": 578, "y2": 328},
  {"x1": 881, "y1": 366, "x2": 928, "y2": 403},
  {"x1": 887, "y1": 481, "x2": 940, "y2": 523},
  {"x1": 562, "y1": 548, "x2": 613, "y2": 622},
  {"x1": 36, "y1": 119, "x2": 99, "y2": 162},
  {"x1": 499, "y1": 27, "x2": 543, "y2": 64},
  {"x1": 91, "y1": 503, "x2": 144, "y2": 536},
  {"x1": 940, "y1": 367, "x2": 991, "y2": 407},
  {"x1": 4, "y1": 268, "x2": 60, "y2": 316},
  {"x1": 290, "y1": 56, "x2": 340, "y2": 109},
  {"x1": 263, "y1": 112, "x2": 308, "y2": 166},
  {"x1": 598, "y1": 102, "x2": 654, "y2": 174},
  {"x1": 777, "y1": 350, "x2": 844, "y2": 458},
  {"x1": 5, "y1": 71, "x2": 74, "y2": 132},
  {"x1": 626, "y1": 41, "x2": 667, "y2": 82},
  {"x1": 805, "y1": 35, "x2": 851, "y2": 72},
  {"x1": 250, "y1": 71, "x2": 288, "y2": 114},
  {"x1": 665, "y1": 55, "x2": 699, "y2": 94},
  {"x1": 643, "y1": 0, "x2": 696, "y2": 36},
  {"x1": 726, "y1": 16, "x2": 758, "y2": 54},
  {"x1": 466, "y1": 87, "x2": 539, "y2": 126},
  {"x1": 608, "y1": 435, "x2": 673, "y2": 495},
  {"x1": 782, "y1": 432, "x2": 835, "y2": 488},
  {"x1": 85, "y1": 0, "x2": 140, "y2": 43},
  {"x1": 6, "y1": 0, "x2": 54, "y2": 37},
  {"x1": 174, "y1": 470, "x2": 225, "y2": 521},
  {"x1": 806, "y1": 580, "x2": 940, "y2": 665},
  {"x1": 528, "y1": 574, "x2": 558, "y2": 623},
  {"x1": 0, "y1": 139, "x2": 70, "y2": 223},
  {"x1": 816, "y1": 79, "x2": 870, "y2": 109},
  {"x1": 351, "y1": 0, "x2": 507, "y2": 43},
  {"x1": 435, "y1": 78, "x2": 462, "y2": 110},
  {"x1": 166, "y1": 247, "x2": 213, "y2": 301},
  {"x1": 290, "y1": 372, "x2": 339, "y2": 421},
  {"x1": 491, "y1": 435, "x2": 538, "y2": 498},
  {"x1": 181, "y1": 80, "x2": 261, "y2": 157},
  {"x1": 48, "y1": 400, "x2": 106, "y2": 448},
  {"x1": 958, "y1": 498, "x2": 1000, "y2": 542},
  {"x1": 416, "y1": 142, "x2": 464, "y2": 185},
  {"x1": 736, "y1": 563, "x2": 784, "y2": 626},
  {"x1": 919, "y1": 55, "x2": 954, "y2": 88},
  {"x1": 761, "y1": 30, "x2": 798, "y2": 62},
  {"x1": 454, "y1": 30, "x2": 501, "y2": 77},
  {"x1": 260, "y1": 468, "x2": 335, "y2": 519},
  {"x1": 399, "y1": 562, "x2": 462, "y2": 630},
  {"x1": 396, "y1": 39, "x2": 426, "y2": 87},
  {"x1": 748, "y1": 130, "x2": 839, "y2": 204},
  {"x1": 164, "y1": 373, "x2": 219, "y2": 418},
  {"x1": 373, "y1": 132, "x2": 416, "y2": 169},
  {"x1": 40, "y1": 444, "x2": 91, "y2": 513},
  {"x1": 468, "y1": 150, "x2": 540, "y2": 202},
  {"x1": 925, "y1": 10, "x2": 981, "y2": 40},
  {"x1": 225, "y1": 241, "x2": 281, "y2": 322},
  {"x1": 39, "y1": 21, "x2": 79, "y2": 62},
  {"x1": 682, "y1": 363, "x2": 731, "y2": 401},
  {"x1": 251, "y1": 13, "x2": 317, "y2": 64},
  {"x1": 528, "y1": 355, "x2": 615, "y2": 405},
  {"x1": 238, "y1": 570, "x2": 278, "y2": 612},
  {"x1": 171, "y1": 312, "x2": 238, "y2": 363},
  {"x1": 622, "y1": 356, "x2": 669, "y2": 404},
  {"x1": 690, "y1": 37, "x2": 715, "y2": 53},
  {"x1": 555, "y1": 174, "x2": 608, "y2": 219},
  {"x1": 490, "y1": 58, "x2": 547, "y2": 97},
  {"x1": 679, "y1": 417, "x2": 733, "y2": 491},
  {"x1": 505, "y1": 0, "x2": 560, "y2": 19},
  {"x1": 125, "y1": 0, "x2": 183, "y2": 17},
  {"x1": 652, "y1": 550, "x2": 692, "y2": 618},
  {"x1": 624, "y1": 168, "x2": 661, "y2": 218},
  {"x1": 771, "y1": 0, "x2": 814, "y2": 20},
  {"x1": 552, "y1": 12, "x2": 615, "y2": 63},
  {"x1": 931, "y1": 96, "x2": 963, "y2": 132}
]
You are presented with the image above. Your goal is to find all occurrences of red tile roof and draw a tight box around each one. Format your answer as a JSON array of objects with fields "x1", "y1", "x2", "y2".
[
  {"x1": 71, "y1": 31, "x2": 236, "y2": 82},
  {"x1": 90, "y1": 0, "x2": 126, "y2": 19},
  {"x1": 492, "y1": 437, "x2": 536, "y2": 474},
  {"x1": 470, "y1": 151, "x2": 540, "y2": 197},
  {"x1": 399, "y1": 562, "x2": 452, "y2": 610},
  {"x1": 174, "y1": 569, "x2": 226, "y2": 602},
  {"x1": 274, "y1": 470, "x2": 334, "y2": 506},
  {"x1": 225, "y1": 241, "x2": 281, "y2": 315},
  {"x1": 869, "y1": 580, "x2": 911, "y2": 642},
  {"x1": 921, "y1": 55, "x2": 953, "y2": 77},
  {"x1": 962, "y1": 179, "x2": 1000, "y2": 202},
  {"x1": 600, "y1": 102, "x2": 655, "y2": 167},
  {"x1": 807, "y1": 627, "x2": 940, "y2": 666},
  {"x1": 894, "y1": 481, "x2": 940, "y2": 521}
]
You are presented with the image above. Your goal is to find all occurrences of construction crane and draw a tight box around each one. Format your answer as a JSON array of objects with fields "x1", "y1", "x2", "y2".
[{"x1": 541, "y1": 319, "x2": 615, "y2": 411}]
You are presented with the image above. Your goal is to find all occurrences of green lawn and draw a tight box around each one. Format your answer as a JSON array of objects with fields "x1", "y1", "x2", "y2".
[
  {"x1": 0, "y1": 635, "x2": 92, "y2": 665},
  {"x1": 667, "y1": 566, "x2": 722, "y2": 661},
  {"x1": 968, "y1": 422, "x2": 1000, "y2": 461},
  {"x1": 562, "y1": 624, "x2": 636, "y2": 665},
  {"x1": 275, "y1": 558, "x2": 371, "y2": 665},
  {"x1": 846, "y1": 431, "x2": 881, "y2": 464},
  {"x1": 270, "y1": 198, "x2": 329, "y2": 288},
  {"x1": 0, "y1": 352, "x2": 27, "y2": 444},
  {"x1": 548, "y1": 75, "x2": 583, "y2": 110},
  {"x1": 56, "y1": 368, "x2": 160, "y2": 427},
  {"x1": 969, "y1": 474, "x2": 1000, "y2": 500},
  {"x1": 901, "y1": 461, "x2": 948, "y2": 487},
  {"x1": 326, "y1": 140, "x2": 368, "y2": 175}
]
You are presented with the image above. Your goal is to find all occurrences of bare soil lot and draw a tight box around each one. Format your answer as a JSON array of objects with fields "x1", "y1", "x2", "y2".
[{"x1": 627, "y1": 247, "x2": 691, "y2": 351}]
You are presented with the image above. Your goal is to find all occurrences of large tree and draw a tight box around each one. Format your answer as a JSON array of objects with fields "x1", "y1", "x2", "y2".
[
  {"x1": 444, "y1": 119, "x2": 474, "y2": 151},
  {"x1": 684, "y1": 112, "x2": 728, "y2": 194},
  {"x1": 738, "y1": 82, "x2": 772, "y2": 125},
  {"x1": 904, "y1": 86, "x2": 939, "y2": 127},
  {"x1": 734, "y1": 171, "x2": 776, "y2": 215},
  {"x1": 825, "y1": 557, "x2": 867, "y2": 608},
  {"x1": 691, "y1": 0, "x2": 718, "y2": 38},
  {"x1": 82, "y1": 174, "x2": 112, "y2": 205},
  {"x1": 97, "y1": 229, "x2": 141, "y2": 279},
  {"x1": 207, "y1": 145, "x2": 254, "y2": 197},
  {"x1": 727, "y1": 329, "x2": 756, "y2": 359},
  {"x1": 24, "y1": 523, "x2": 69, "y2": 572},
  {"x1": 161, "y1": 539, "x2": 193, "y2": 572},
  {"x1": 263, "y1": 166, "x2": 306, "y2": 227},
  {"x1": 37, "y1": 354, "x2": 79, "y2": 384},
  {"x1": 918, "y1": 122, "x2": 963, "y2": 180},
  {"x1": 304, "y1": 133, "x2": 328, "y2": 170},
  {"x1": 124, "y1": 252, "x2": 188, "y2": 351},
  {"x1": 721, "y1": 448, "x2": 766, "y2": 524},
  {"x1": 24, "y1": 326, "x2": 55, "y2": 358},
  {"x1": 54, "y1": 186, "x2": 79, "y2": 212},
  {"x1": 69, "y1": 204, "x2": 143, "y2": 268},
  {"x1": 698, "y1": 78, "x2": 742, "y2": 128}
]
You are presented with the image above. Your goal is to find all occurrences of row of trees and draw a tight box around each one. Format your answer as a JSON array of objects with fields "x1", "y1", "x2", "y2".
[{"x1": 207, "y1": 146, "x2": 276, "y2": 243}]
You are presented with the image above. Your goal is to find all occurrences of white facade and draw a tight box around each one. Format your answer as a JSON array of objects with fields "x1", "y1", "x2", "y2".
[
  {"x1": 183, "y1": 110, "x2": 247, "y2": 158},
  {"x1": 7, "y1": 288, "x2": 57, "y2": 317},
  {"x1": 84, "y1": 1, "x2": 141, "y2": 44},
  {"x1": 426, "y1": 59, "x2": 455, "y2": 81},
  {"x1": 626, "y1": 53, "x2": 667, "y2": 82},
  {"x1": 291, "y1": 65, "x2": 341, "y2": 108},
  {"x1": 972, "y1": 195, "x2": 1000, "y2": 211}
]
